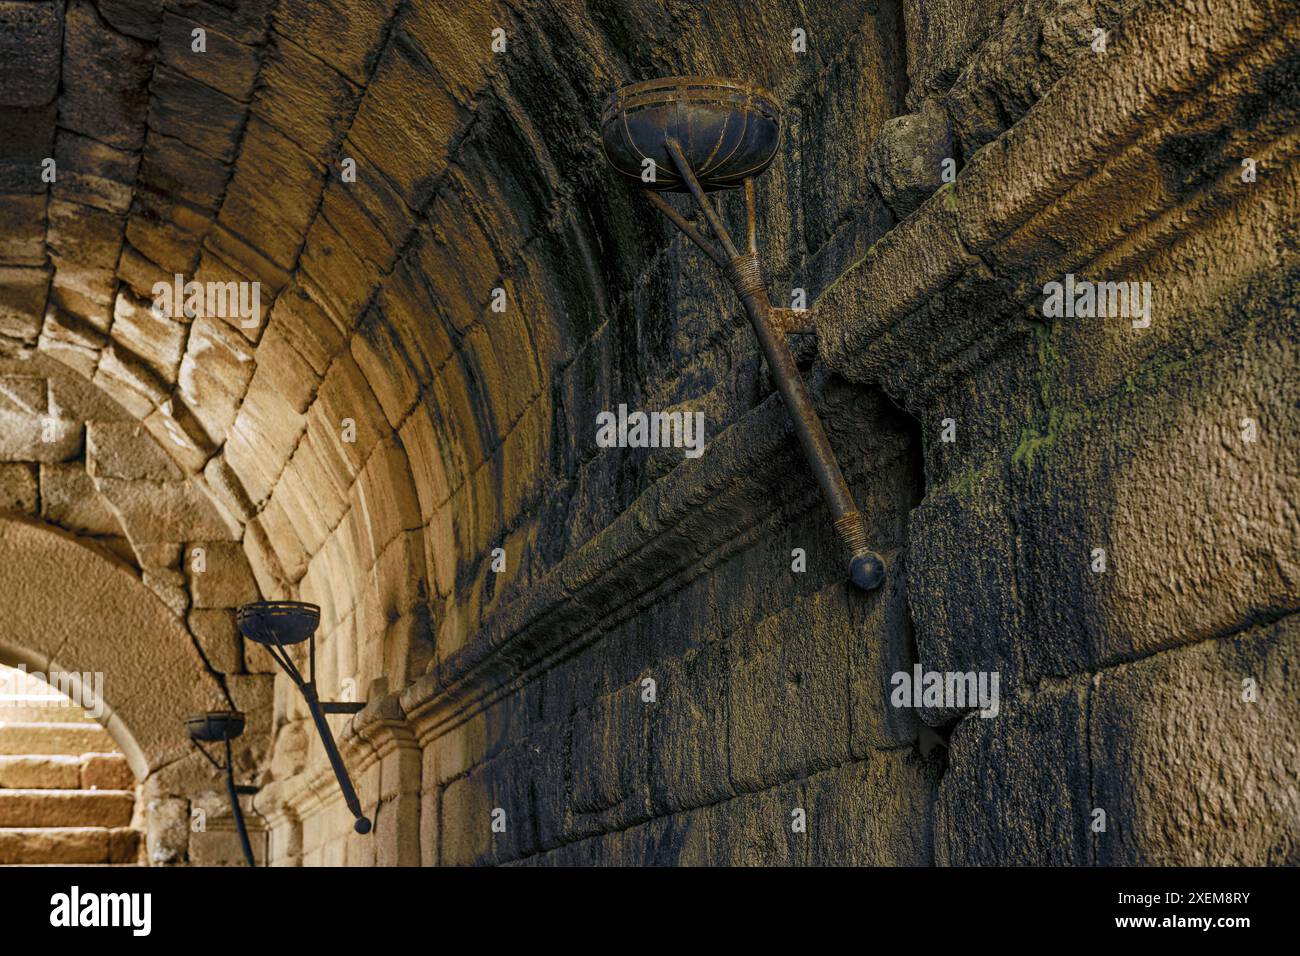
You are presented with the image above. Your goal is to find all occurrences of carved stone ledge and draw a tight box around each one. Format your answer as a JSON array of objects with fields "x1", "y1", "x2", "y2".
[
  {"x1": 816, "y1": 0, "x2": 1300, "y2": 413},
  {"x1": 401, "y1": 383, "x2": 909, "y2": 743}
]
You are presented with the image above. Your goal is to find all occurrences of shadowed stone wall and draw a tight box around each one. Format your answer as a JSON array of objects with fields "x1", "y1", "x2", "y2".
[{"x1": 0, "y1": 0, "x2": 1294, "y2": 865}]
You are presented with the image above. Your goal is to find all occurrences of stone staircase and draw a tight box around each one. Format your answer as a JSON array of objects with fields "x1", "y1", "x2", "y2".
[{"x1": 0, "y1": 690, "x2": 140, "y2": 865}]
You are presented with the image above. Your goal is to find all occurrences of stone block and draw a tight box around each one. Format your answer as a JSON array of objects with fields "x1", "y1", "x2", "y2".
[
  {"x1": 145, "y1": 796, "x2": 189, "y2": 864},
  {"x1": 217, "y1": 117, "x2": 324, "y2": 270},
  {"x1": 806, "y1": 752, "x2": 939, "y2": 865},
  {"x1": 81, "y1": 753, "x2": 135, "y2": 791},
  {"x1": 96, "y1": 0, "x2": 163, "y2": 41},
  {"x1": 866, "y1": 98, "x2": 955, "y2": 219},
  {"x1": 39, "y1": 463, "x2": 120, "y2": 535},
  {"x1": 0, "y1": 461, "x2": 38, "y2": 514},
  {"x1": 138, "y1": 130, "x2": 230, "y2": 214},
  {"x1": 188, "y1": 541, "x2": 258, "y2": 608},
  {"x1": 273, "y1": 0, "x2": 396, "y2": 85},
  {"x1": 147, "y1": 64, "x2": 245, "y2": 162},
  {"x1": 190, "y1": 825, "x2": 267, "y2": 866},
  {"x1": 1090, "y1": 616, "x2": 1300, "y2": 865},
  {"x1": 935, "y1": 676, "x2": 1091, "y2": 865},
  {"x1": 0, "y1": 264, "x2": 51, "y2": 343},
  {"x1": 726, "y1": 586, "x2": 855, "y2": 792},
  {"x1": 0, "y1": 192, "x2": 47, "y2": 264},
  {"x1": 252, "y1": 34, "x2": 361, "y2": 158},
  {"x1": 159, "y1": 11, "x2": 260, "y2": 103},
  {"x1": 188, "y1": 608, "x2": 241, "y2": 673},
  {"x1": 176, "y1": 315, "x2": 256, "y2": 443},
  {"x1": 86, "y1": 420, "x2": 183, "y2": 480},
  {"x1": 798, "y1": 4, "x2": 904, "y2": 252},
  {"x1": 648, "y1": 644, "x2": 732, "y2": 815},
  {"x1": 0, "y1": 1, "x2": 63, "y2": 108},
  {"x1": 60, "y1": 0, "x2": 153, "y2": 151}
]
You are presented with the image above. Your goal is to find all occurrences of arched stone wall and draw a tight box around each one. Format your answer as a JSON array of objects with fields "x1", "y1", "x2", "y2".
[{"x1": 0, "y1": 516, "x2": 221, "y2": 778}]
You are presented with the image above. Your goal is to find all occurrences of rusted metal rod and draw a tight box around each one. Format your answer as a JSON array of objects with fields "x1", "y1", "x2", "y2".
[
  {"x1": 744, "y1": 178, "x2": 758, "y2": 255},
  {"x1": 646, "y1": 191, "x2": 725, "y2": 266},
  {"x1": 223, "y1": 737, "x2": 257, "y2": 868},
  {"x1": 662, "y1": 141, "x2": 885, "y2": 590}
]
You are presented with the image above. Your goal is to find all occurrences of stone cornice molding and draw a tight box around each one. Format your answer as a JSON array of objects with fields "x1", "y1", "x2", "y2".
[
  {"x1": 401, "y1": 384, "x2": 909, "y2": 744},
  {"x1": 816, "y1": 0, "x2": 1299, "y2": 412}
]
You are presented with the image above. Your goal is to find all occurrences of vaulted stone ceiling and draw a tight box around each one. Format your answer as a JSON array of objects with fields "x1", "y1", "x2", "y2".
[
  {"x1": 0, "y1": 0, "x2": 918, "y2": 706},
  {"x1": 9, "y1": 0, "x2": 1293, "y2": 871}
]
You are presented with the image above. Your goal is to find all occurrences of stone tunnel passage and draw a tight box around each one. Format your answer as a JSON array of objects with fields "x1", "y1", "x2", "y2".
[{"x1": 0, "y1": 0, "x2": 1296, "y2": 868}]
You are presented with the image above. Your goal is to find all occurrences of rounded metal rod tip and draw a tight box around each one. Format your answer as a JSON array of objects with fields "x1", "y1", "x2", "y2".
[
  {"x1": 849, "y1": 551, "x2": 887, "y2": 591},
  {"x1": 354, "y1": 817, "x2": 373, "y2": 834}
]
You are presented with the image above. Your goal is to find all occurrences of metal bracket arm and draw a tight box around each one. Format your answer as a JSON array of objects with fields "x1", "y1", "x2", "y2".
[{"x1": 655, "y1": 138, "x2": 885, "y2": 590}]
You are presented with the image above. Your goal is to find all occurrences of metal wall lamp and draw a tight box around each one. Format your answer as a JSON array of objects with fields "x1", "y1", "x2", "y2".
[
  {"x1": 236, "y1": 601, "x2": 372, "y2": 834},
  {"x1": 600, "y1": 76, "x2": 886, "y2": 590},
  {"x1": 184, "y1": 710, "x2": 259, "y2": 867}
]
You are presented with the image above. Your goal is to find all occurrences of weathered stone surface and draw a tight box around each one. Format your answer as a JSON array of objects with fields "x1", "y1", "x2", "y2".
[
  {"x1": 0, "y1": 1, "x2": 64, "y2": 108},
  {"x1": 138, "y1": 131, "x2": 230, "y2": 214},
  {"x1": 53, "y1": 130, "x2": 139, "y2": 214},
  {"x1": 147, "y1": 64, "x2": 246, "y2": 162},
  {"x1": 60, "y1": 0, "x2": 154, "y2": 150},
  {"x1": 936, "y1": 677, "x2": 1092, "y2": 865},
  {"x1": 38, "y1": 305, "x2": 107, "y2": 378},
  {"x1": 0, "y1": 826, "x2": 138, "y2": 864},
  {"x1": 81, "y1": 753, "x2": 135, "y2": 791},
  {"x1": 94, "y1": 475, "x2": 234, "y2": 549},
  {"x1": 865, "y1": 98, "x2": 955, "y2": 219},
  {"x1": 798, "y1": 3, "x2": 905, "y2": 252},
  {"x1": 145, "y1": 796, "x2": 189, "y2": 863},
  {"x1": 274, "y1": 0, "x2": 396, "y2": 86},
  {"x1": 188, "y1": 540, "x2": 258, "y2": 608},
  {"x1": 0, "y1": 192, "x2": 48, "y2": 264},
  {"x1": 1090, "y1": 617, "x2": 1300, "y2": 865},
  {"x1": 159, "y1": 12, "x2": 261, "y2": 103},
  {"x1": 87, "y1": 420, "x2": 183, "y2": 480},
  {"x1": 190, "y1": 823, "x2": 266, "y2": 865},
  {"x1": 176, "y1": 315, "x2": 255, "y2": 443},
  {"x1": 188, "y1": 607, "x2": 241, "y2": 672},
  {"x1": 93, "y1": 343, "x2": 168, "y2": 418},
  {"x1": 0, "y1": 755, "x2": 80, "y2": 789},
  {"x1": 217, "y1": 117, "x2": 324, "y2": 270},
  {"x1": 0, "y1": 265, "x2": 52, "y2": 344},
  {"x1": 0, "y1": 789, "x2": 134, "y2": 827},
  {"x1": 95, "y1": 0, "x2": 161, "y2": 40},
  {"x1": 39, "y1": 463, "x2": 121, "y2": 535},
  {"x1": 0, "y1": 461, "x2": 38, "y2": 513},
  {"x1": 124, "y1": 191, "x2": 211, "y2": 276},
  {"x1": 902, "y1": 0, "x2": 1018, "y2": 108},
  {"x1": 252, "y1": 34, "x2": 362, "y2": 159},
  {"x1": 47, "y1": 200, "x2": 128, "y2": 321}
]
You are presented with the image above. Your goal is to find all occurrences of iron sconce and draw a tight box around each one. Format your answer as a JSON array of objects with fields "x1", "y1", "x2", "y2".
[
  {"x1": 184, "y1": 710, "x2": 259, "y2": 867},
  {"x1": 601, "y1": 76, "x2": 886, "y2": 590},
  {"x1": 236, "y1": 601, "x2": 371, "y2": 834}
]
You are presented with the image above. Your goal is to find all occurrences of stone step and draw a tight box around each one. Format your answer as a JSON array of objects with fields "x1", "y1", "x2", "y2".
[
  {"x1": 0, "y1": 755, "x2": 80, "y2": 789},
  {"x1": 0, "y1": 827, "x2": 139, "y2": 865},
  {"x1": 0, "y1": 705, "x2": 97, "y2": 724},
  {"x1": 0, "y1": 753, "x2": 133, "y2": 790},
  {"x1": 0, "y1": 790, "x2": 135, "y2": 828},
  {"x1": 0, "y1": 722, "x2": 115, "y2": 756}
]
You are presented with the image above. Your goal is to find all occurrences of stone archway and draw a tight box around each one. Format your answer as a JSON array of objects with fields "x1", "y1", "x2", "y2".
[{"x1": 0, "y1": 516, "x2": 224, "y2": 778}]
